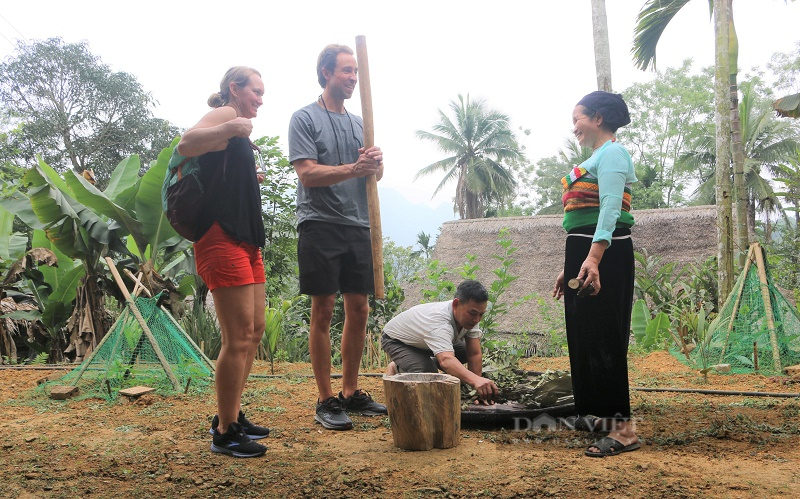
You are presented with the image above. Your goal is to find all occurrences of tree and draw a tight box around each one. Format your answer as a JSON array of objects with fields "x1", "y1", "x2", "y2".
[
  {"x1": 0, "y1": 38, "x2": 179, "y2": 189},
  {"x1": 624, "y1": 60, "x2": 716, "y2": 208},
  {"x1": 713, "y1": 0, "x2": 736, "y2": 301},
  {"x1": 680, "y1": 83, "x2": 799, "y2": 234},
  {"x1": 591, "y1": 0, "x2": 613, "y2": 91},
  {"x1": 411, "y1": 231, "x2": 434, "y2": 260},
  {"x1": 416, "y1": 94, "x2": 525, "y2": 219},
  {"x1": 255, "y1": 136, "x2": 298, "y2": 306},
  {"x1": 632, "y1": 0, "x2": 797, "y2": 296},
  {"x1": 0, "y1": 142, "x2": 192, "y2": 362},
  {"x1": 632, "y1": 0, "x2": 737, "y2": 298},
  {"x1": 769, "y1": 149, "x2": 800, "y2": 294},
  {"x1": 383, "y1": 238, "x2": 426, "y2": 285},
  {"x1": 530, "y1": 139, "x2": 593, "y2": 215},
  {"x1": 770, "y1": 41, "x2": 800, "y2": 118}
]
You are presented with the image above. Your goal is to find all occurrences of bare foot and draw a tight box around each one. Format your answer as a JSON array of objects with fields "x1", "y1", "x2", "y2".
[
  {"x1": 385, "y1": 361, "x2": 398, "y2": 376},
  {"x1": 586, "y1": 420, "x2": 638, "y2": 454}
]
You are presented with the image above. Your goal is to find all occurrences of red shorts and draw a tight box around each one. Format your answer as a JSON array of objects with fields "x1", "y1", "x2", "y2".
[{"x1": 194, "y1": 222, "x2": 265, "y2": 291}]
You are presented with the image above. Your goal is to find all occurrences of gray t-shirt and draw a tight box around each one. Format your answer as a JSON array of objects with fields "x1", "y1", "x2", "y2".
[
  {"x1": 383, "y1": 301, "x2": 483, "y2": 355},
  {"x1": 288, "y1": 102, "x2": 369, "y2": 227}
]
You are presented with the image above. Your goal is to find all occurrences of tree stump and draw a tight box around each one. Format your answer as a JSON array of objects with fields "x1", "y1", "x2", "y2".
[{"x1": 383, "y1": 373, "x2": 461, "y2": 451}]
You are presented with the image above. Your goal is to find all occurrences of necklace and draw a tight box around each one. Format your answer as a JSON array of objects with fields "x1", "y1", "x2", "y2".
[{"x1": 319, "y1": 95, "x2": 362, "y2": 165}]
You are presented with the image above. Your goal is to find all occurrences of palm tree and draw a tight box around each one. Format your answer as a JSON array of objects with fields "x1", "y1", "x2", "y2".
[
  {"x1": 681, "y1": 84, "x2": 799, "y2": 242},
  {"x1": 631, "y1": 0, "x2": 738, "y2": 297},
  {"x1": 416, "y1": 94, "x2": 525, "y2": 219},
  {"x1": 591, "y1": 0, "x2": 613, "y2": 91},
  {"x1": 411, "y1": 231, "x2": 434, "y2": 260}
]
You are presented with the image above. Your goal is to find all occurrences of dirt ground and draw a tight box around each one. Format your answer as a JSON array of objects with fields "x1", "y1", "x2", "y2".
[{"x1": 1, "y1": 351, "x2": 799, "y2": 498}]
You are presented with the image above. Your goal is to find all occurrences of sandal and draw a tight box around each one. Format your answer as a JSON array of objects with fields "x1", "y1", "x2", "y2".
[{"x1": 584, "y1": 436, "x2": 640, "y2": 457}]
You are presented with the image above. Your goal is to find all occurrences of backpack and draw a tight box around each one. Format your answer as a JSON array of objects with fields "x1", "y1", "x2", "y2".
[{"x1": 161, "y1": 147, "x2": 228, "y2": 241}]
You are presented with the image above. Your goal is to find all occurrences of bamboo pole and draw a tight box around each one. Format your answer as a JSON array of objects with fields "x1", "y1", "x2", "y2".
[
  {"x1": 104, "y1": 257, "x2": 181, "y2": 390},
  {"x1": 719, "y1": 242, "x2": 755, "y2": 361},
  {"x1": 355, "y1": 35, "x2": 385, "y2": 300},
  {"x1": 69, "y1": 308, "x2": 131, "y2": 386},
  {"x1": 752, "y1": 244, "x2": 782, "y2": 371}
]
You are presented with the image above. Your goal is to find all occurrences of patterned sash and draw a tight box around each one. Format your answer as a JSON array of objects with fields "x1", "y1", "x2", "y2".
[{"x1": 561, "y1": 168, "x2": 631, "y2": 213}]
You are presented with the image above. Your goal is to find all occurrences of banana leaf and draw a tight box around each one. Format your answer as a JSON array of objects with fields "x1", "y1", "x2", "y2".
[{"x1": 136, "y1": 138, "x2": 180, "y2": 256}]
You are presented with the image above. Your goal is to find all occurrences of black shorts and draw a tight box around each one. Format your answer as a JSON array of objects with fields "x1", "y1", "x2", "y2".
[{"x1": 297, "y1": 220, "x2": 375, "y2": 296}]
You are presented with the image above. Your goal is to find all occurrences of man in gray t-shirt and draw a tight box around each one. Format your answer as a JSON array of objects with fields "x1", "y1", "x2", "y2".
[
  {"x1": 287, "y1": 43, "x2": 386, "y2": 431},
  {"x1": 382, "y1": 280, "x2": 499, "y2": 403}
]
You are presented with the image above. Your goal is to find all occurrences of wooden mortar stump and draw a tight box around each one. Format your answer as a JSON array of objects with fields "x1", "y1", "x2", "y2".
[{"x1": 383, "y1": 373, "x2": 461, "y2": 451}]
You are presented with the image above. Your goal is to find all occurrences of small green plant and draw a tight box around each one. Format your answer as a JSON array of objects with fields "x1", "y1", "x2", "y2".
[
  {"x1": 180, "y1": 302, "x2": 220, "y2": 359},
  {"x1": 631, "y1": 299, "x2": 672, "y2": 351},
  {"x1": 29, "y1": 352, "x2": 49, "y2": 365},
  {"x1": 418, "y1": 259, "x2": 456, "y2": 303},
  {"x1": 416, "y1": 228, "x2": 533, "y2": 348},
  {"x1": 532, "y1": 294, "x2": 567, "y2": 357},
  {"x1": 262, "y1": 298, "x2": 300, "y2": 374}
]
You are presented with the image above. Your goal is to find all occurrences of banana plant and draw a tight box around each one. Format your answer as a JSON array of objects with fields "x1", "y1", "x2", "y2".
[
  {"x1": 631, "y1": 299, "x2": 673, "y2": 351},
  {"x1": 0, "y1": 140, "x2": 193, "y2": 360},
  {"x1": 0, "y1": 230, "x2": 85, "y2": 362}
]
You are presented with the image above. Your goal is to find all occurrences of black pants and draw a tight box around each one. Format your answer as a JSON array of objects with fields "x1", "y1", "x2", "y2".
[
  {"x1": 563, "y1": 227, "x2": 634, "y2": 420},
  {"x1": 381, "y1": 333, "x2": 467, "y2": 373}
]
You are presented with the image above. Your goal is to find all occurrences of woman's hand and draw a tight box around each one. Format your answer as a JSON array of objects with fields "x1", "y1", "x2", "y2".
[
  {"x1": 577, "y1": 255, "x2": 601, "y2": 296},
  {"x1": 553, "y1": 270, "x2": 565, "y2": 300},
  {"x1": 227, "y1": 117, "x2": 253, "y2": 138}
]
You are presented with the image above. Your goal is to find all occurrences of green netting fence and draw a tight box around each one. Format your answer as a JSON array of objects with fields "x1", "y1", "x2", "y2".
[
  {"x1": 672, "y1": 243, "x2": 800, "y2": 374},
  {"x1": 40, "y1": 294, "x2": 214, "y2": 400}
]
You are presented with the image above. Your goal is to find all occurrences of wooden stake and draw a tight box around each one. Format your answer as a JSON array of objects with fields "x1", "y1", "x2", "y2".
[
  {"x1": 720, "y1": 243, "x2": 755, "y2": 361},
  {"x1": 753, "y1": 341, "x2": 759, "y2": 371},
  {"x1": 69, "y1": 308, "x2": 131, "y2": 387},
  {"x1": 355, "y1": 35, "x2": 385, "y2": 300}
]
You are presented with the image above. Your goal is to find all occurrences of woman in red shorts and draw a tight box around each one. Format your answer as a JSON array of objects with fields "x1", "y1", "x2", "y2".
[{"x1": 177, "y1": 67, "x2": 269, "y2": 458}]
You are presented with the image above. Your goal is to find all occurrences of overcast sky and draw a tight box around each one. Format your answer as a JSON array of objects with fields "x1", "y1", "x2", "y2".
[{"x1": 2, "y1": 0, "x2": 799, "y2": 208}]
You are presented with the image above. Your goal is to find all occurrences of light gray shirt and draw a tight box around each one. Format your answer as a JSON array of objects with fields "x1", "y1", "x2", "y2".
[
  {"x1": 288, "y1": 102, "x2": 369, "y2": 227},
  {"x1": 383, "y1": 301, "x2": 483, "y2": 355}
]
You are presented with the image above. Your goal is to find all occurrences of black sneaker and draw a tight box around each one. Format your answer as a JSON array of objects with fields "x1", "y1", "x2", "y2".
[
  {"x1": 315, "y1": 396, "x2": 353, "y2": 430},
  {"x1": 209, "y1": 411, "x2": 270, "y2": 440},
  {"x1": 339, "y1": 389, "x2": 388, "y2": 416},
  {"x1": 210, "y1": 422, "x2": 267, "y2": 458}
]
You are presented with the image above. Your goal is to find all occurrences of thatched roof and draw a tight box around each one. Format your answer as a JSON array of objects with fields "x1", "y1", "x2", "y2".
[{"x1": 402, "y1": 206, "x2": 718, "y2": 333}]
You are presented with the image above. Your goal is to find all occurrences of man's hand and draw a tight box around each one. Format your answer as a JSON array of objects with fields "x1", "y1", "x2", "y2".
[
  {"x1": 351, "y1": 146, "x2": 382, "y2": 178},
  {"x1": 471, "y1": 376, "x2": 499, "y2": 404}
]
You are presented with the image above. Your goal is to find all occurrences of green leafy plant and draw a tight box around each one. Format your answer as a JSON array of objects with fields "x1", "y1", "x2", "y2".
[
  {"x1": 631, "y1": 299, "x2": 672, "y2": 351},
  {"x1": 262, "y1": 298, "x2": 301, "y2": 374},
  {"x1": 417, "y1": 227, "x2": 532, "y2": 358}
]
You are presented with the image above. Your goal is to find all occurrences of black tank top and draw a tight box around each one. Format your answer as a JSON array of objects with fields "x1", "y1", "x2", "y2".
[{"x1": 197, "y1": 136, "x2": 265, "y2": 247}]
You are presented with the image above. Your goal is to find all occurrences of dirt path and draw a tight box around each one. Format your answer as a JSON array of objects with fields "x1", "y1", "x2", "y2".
[{"x1": 2, "y1": 352, "x2": 799, "y2": 498}]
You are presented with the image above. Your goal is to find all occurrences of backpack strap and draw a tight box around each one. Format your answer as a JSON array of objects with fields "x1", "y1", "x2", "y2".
[{"x1": 175, "y1": 157, "x2": 192, "y2": 181}]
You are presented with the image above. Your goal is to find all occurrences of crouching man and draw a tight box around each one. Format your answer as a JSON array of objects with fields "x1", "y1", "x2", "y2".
[{"x1": 382, "y1": 280, "x2": 499, "y2": 404}]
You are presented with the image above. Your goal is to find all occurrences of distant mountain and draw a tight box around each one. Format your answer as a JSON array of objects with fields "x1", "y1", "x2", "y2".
[{"x1": 378, "y1": 187, "x2": 456, "y2": 247}]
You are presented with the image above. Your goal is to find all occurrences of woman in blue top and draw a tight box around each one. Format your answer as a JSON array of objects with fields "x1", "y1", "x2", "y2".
[{"x1": 553, "y1": 91, "x2": 640, "y2": 457}]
